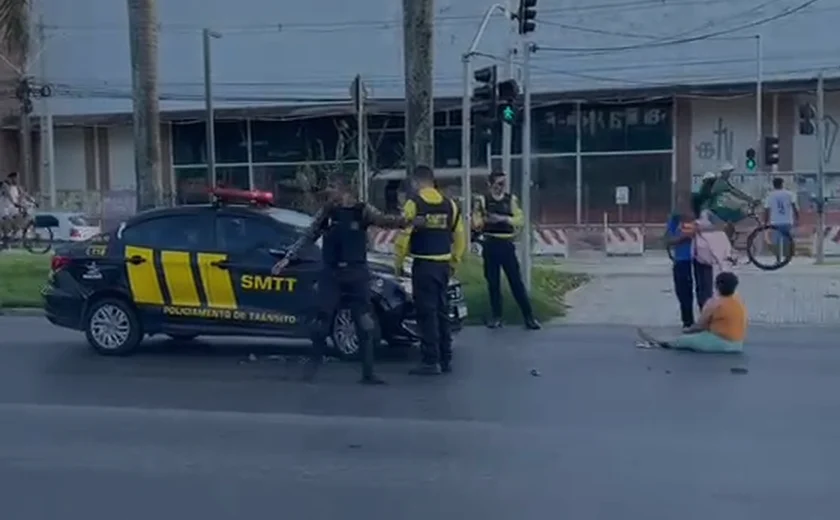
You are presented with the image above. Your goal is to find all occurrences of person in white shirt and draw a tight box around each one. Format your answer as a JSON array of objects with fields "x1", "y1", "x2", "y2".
[{"x1": 763, "y1": 177, "x2": 798, "y2": 250}]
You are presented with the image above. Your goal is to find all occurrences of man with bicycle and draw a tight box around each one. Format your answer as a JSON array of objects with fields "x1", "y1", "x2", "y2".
[
  {"x1": 0, "y1": 172, "x2": 35, "y2": 246},
  {"x1": 695, "y1": 164, "x2": 760, "y2": 237}
]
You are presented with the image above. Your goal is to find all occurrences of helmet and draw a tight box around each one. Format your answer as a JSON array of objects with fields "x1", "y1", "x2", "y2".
[
  {"x1": 701, "y1": 171, "x2": 717, "y2": 181},
  {"x1": 719, "y1": 162, "x2": 735, "y2": 173}
]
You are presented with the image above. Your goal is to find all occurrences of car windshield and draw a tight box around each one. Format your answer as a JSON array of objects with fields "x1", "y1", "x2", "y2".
[{"x1": 265, "y1": 208, "x2": 313, "y2": 231}]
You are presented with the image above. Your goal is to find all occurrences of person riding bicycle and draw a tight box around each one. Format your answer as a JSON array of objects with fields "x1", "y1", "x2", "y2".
[
  {"x1": 695, "y1": 164, "x2": 759, "y2": 236},
  {"x1": 1, "y1": 172, "x2": 35, "y2": 241}
]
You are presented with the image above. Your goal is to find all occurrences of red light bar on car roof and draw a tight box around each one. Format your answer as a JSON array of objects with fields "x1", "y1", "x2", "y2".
[{"x1": 210, "y1": 187, "x2": 274, "y2": 206}]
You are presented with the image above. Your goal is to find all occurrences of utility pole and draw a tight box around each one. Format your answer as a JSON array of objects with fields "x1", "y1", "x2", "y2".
[
  {"x1": 351, "y1": 74, "x2": 368, "y2": 201},
  {"x1": 15, "y1": 76, "x2": 33, "y2": 187},
  {"x1": 127, "y1": 0, "x2": 163, "y2": 211},
  {"x1": 203, "y1": 28, "x2": 221, "y2": 189},
  {"x1": 402, "y1": 0, "x2": 434, "y2": 173},
  {"x1": 754, "y1": 34, "x2": 763, "y2": 173},
  {"x1": 501, "y1": 0, "x2": 515, "y2": 180},
  {"x1": 815, "y1": 71, "x2": 826, "y2": 264},
  {"x1": 37, "y1": 15, "x2": 56, "y2": 207},
  {"x1": 521, "y1": 41, "x2": 534, "y2": 290}
]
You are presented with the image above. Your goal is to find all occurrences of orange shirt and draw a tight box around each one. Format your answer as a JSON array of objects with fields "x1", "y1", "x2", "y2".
[{"x1": 709, "y1": 295, "x2": 747, "y2": 342}]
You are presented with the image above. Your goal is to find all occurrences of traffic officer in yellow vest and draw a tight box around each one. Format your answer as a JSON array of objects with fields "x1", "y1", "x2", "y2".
[
  {"x1": 394, "y1": 165, "x2": 466, "y2": 375},
  {"x1": 473, "y1": 171, "x2": 540, "y2": 330}
]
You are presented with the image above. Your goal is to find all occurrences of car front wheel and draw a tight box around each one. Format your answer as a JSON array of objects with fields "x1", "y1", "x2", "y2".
[
  {"x1": 84, "y1": 298, "x2": 142, "y2": 356},
  {"x1": 329, "y1": 307, "x2": 382, "y2": 360}
]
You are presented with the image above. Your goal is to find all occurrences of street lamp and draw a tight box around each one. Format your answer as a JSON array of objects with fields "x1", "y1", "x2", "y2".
[{"x1": 203, "y1": 28, "x2": 222, "y2": 188}]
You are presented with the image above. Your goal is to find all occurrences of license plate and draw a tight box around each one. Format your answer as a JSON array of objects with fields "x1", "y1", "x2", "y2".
[{"x1": 457, "y1": 304, "x2": 468, "y2": 318}]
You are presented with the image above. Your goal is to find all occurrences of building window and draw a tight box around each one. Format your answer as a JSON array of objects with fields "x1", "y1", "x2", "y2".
[
  {"x1": 532, "y1": 104, "x2": 576, "y2": 154},
  {"x1": 215, "y1": 166, "x2": 249, "y2": 190},
  {"x1": 215, "y1": 121, "x2": 248, "y2": 164},
  {"x1": 172, "y1": 122, "x2": 206, "y2": 165},
  {"x1": 174, "y1": 166, "x2": 209, "y2": 205},
  {"x1": 250, "y1": 119, "x2": 307, "y2": 163},
  {"x1": 580, "y1": 103, "x2": 671, "y2": 153},
  {"x1": 580, "y1": 153, "x2": 671, "y2": 224}
]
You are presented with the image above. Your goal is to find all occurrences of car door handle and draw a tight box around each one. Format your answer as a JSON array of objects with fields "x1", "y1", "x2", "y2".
[
  {"x1": 126, "y1": 255, "x2": 146, "y2": 265},
  {"x1": 211, "y1": 260, "x2": 231, "y2": 269}
]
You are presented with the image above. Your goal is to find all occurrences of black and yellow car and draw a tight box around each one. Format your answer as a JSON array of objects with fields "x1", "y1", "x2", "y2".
[{"x1": 42, "y1": 190, "x2": 467, "y2": 357}]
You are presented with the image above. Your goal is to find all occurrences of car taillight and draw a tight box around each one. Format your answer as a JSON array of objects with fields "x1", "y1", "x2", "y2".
[
  {"x1": 70, "y1": 228, "x2": 80, "y2": 238},
  {"x1": 51, "y1": 255, "x2": 71, "y2": 272}
]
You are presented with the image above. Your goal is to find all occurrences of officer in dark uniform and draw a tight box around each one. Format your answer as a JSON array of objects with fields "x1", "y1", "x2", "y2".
[
  {"x1": 273, "y1": 176, "x2": 407, "y2": 384},
  {"x1": 394, "y1": 165, "x2": 466, "y2": 375},
  {"x1": 473, "y1": 171, "x2": 540, "y2": 330}
]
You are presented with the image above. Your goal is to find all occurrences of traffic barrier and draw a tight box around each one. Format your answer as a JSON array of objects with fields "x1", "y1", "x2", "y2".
[
  {"x1": 533, "y1": 227, "x2": 569, "y2": 257},
  {"x1": 370, "y1": 229, "x2": 399, "y2": 254},
  {"x1": 604, "y1": 226, "x2": 645, "y2": 256},
  {"x1": 813, "y1": 226, "x2": 840, "y2": 256},
  {"x1": 370, "y1": 226, "x2": 570, "y2": 257}
]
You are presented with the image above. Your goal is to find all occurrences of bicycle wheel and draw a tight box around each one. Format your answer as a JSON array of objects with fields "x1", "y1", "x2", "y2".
[
  {"x1": 745, "y1": 224, "x2": 794, "y2": 271},
  {"x1": 22, "y1": 222, "x2": 53, "y2": 254}
]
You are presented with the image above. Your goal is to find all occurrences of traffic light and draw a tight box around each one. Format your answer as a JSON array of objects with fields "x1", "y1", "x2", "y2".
[
  {"x1": 472, "y1": 65, "x2": 497, "y2": 122},
  {"x1": 745, "y1": 148, "x2": 756, "y2": 171},
  {"x1": 764, "y1": 136, "x2": 779, "y2": 166},
  {"x1": 799, "y1": 103, "x2": 816, "y2": 135},
  {"x1": 516, "y1": 0, "x2": 537, "y2": 35},
  {"x1": 497, "y1": 79, "x2": 519, "y2": 124}
]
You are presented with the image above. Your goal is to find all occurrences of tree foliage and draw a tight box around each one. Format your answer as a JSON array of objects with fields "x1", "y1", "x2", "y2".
[{"x1": 0, "y1": 0, "x2": 29, "y2": 59}]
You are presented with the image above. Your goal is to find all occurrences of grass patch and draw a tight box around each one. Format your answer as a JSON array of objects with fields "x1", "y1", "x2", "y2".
[
  {"x1": 455, "y1": 255, "x2": 588, "y2": 325},
  {"x1": 0, "y1": 252, "x2": 50, "y2": 308}
]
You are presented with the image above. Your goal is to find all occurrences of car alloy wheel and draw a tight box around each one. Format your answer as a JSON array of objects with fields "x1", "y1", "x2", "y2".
[
  {"x1": 89, "y1": 303, "x2": 131, "y2": 351},
  {"x1": 332, "y1": 309, "x2": 360, "y2": 357}
]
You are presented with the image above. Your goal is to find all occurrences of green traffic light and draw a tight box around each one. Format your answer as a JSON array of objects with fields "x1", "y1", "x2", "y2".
[
  {"x1": 502, "y1": 105, "x2": 515, "y2": 122},
  {"x1": 746, "y1": 158, "x2": 756, "y2": 171}
]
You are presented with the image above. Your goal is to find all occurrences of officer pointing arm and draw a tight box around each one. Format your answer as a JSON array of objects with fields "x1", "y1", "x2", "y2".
[{"x1": 271, "y1": 204, "x2": 332, "y2": 274}]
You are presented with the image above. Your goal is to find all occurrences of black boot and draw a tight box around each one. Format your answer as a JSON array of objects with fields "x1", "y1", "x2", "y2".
[
  {"x1": 486, "y1": 317, "x2": 503, "y2": 329},
  {"x1": 359, "y1": 374, "x2": 387, "y2": 385},
  {"x1": 524, "y1": 317, "x2": 542, "y2": 330}
]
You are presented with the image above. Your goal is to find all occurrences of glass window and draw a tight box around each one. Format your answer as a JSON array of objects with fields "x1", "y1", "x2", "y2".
[
  {"x1": 580, "y1": 153, "x2": 671, "y2": 224},
  {"x1": 174, "y1": 167, "x2": 209, "y2": 205},
  {"x1": 433, "y1": 111, "x2": 447, "y2": 127},
  {"x1": 533, "y1": 104, "x2": 576, "y2": 154},
  {"x1": 253, "y1": 164, "x2": 327, "y2": 213},
  {"x1": 580, "y1": 103, "x2": 672, "y2": 153},
  {"x1": 172, "y1": 122, "x2": 206, "y2": 165},
  {"x1": 217, "y1": 215, "x2": 284, "y2": 252},
  {"x1": 371, "y1": 130, "x2": 405, "y2": 170},
  {"x1": 215, "y1": 121, "x2": 248, "y2": 164},
  {"x1": 368, "y1": 114, "x2": 405, "y2": 132},
  {"x1": 532, "y1": 156, "x2": 576, "y2": 224},
  {"x1": 434, "y1": 128, "x2": 461, "y2": 168},
  {"x1": 250, "y1": 120, "x2": 307, "y2": 163},
  {"x1": 306, "y1": 116, "x2": 354, "y2": 162},
  {"x1": 215, "y1": 166, "x2": 250, "y2": 190},
  {"x1": 122, "y1": 214, "x2": 215, "y2": 250}
]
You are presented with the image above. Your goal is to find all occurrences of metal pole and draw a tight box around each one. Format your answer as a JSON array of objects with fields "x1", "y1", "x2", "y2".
[
  {"x1": 575, "y1": 101, "x2": 582, "y2": 224},
  {"x1": 771, "y1": 93, "x2": 779, "y2": 173},
  {"x1": 461, "y1": 55, "x2": 472, "y2": 247},
  {"x1": 353, "y1": 75, "x2": 367, "y2": 202},
  {"x1": 816, "y1": 71, "x2": 826, "y2": 264},
  {"x1": 670, "y1": 94, "x2": 677, "y2": 211},
  {"x1": 755, "y1": 34, "x2": 763, "y2": 168},
  {"x1": 521, "y1": 41, "x2": 533, "y2": 290},
  {"x1": 203, "y1": 29, "x2": 219, "y2": 188},
  {"x1": 501, "y1": 0, "x2": 514, "y2": 179}
]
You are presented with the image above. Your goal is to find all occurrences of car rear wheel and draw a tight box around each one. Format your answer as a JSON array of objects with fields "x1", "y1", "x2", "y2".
[
  {"x1": 84, "y1": 298, "x2": 142, "y2": 356},
  {"x1": 329, "y1": 307, "x2": 382, "y2": 360}
]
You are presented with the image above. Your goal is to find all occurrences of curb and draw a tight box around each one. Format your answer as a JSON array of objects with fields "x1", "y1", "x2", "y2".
[{"x1": 0, "y1": 308, "x2": 44, "y2": 317}]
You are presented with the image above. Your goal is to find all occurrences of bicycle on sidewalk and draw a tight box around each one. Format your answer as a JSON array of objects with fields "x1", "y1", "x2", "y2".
[{"x1": 0, "y1": 202, "x2": 55, "y2": 254}]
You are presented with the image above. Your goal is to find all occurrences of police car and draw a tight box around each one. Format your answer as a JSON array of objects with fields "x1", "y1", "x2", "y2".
[{"x1": 42, "y1": 188, "x2": 467, "y2": 358}]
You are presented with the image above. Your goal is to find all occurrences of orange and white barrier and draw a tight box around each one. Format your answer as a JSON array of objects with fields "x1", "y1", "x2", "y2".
[
  {"x1": 603, "y1": 213, "x2": 644, "y2": 256},
  {"x1": 813, "y1": 226, "x2": 840, "y2": 256},
  {"x1": 369, "y1": 227, "x2": 569, "y2": 257}
]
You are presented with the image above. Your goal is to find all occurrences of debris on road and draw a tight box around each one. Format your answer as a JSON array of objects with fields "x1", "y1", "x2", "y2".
[
  {"x1": 730, "y1": 367, "x2": 748, "y2": 374},
  {"x1": 530, "y1": 369, "x2": 541, "y2": 377}
]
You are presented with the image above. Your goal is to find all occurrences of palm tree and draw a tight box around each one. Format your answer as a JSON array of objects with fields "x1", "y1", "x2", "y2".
[
  {"x1": 0, "y1": 0, "x2": 32, "y2": 184},
  {"x1": 126, "y1": 0, "x2": 162, "y2": 210}
]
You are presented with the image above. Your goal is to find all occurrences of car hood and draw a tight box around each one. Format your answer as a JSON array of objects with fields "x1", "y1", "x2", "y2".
[{"x1": 367, "y1": 253, "x2": 459, "y2": 286}]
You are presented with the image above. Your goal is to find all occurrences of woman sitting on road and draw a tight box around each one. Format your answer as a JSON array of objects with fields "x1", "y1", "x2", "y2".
[{"x1": 639, "y1": 271, "x2": 747, "y2": 353}]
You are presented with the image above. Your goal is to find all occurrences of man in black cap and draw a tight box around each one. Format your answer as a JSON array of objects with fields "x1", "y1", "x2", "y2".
[
  {"x1": 273, "y1": 176, "x2": 408, "y2": 384},
  {"x1": 472, "y1": 171, "x2": 540, "y2": 330},
  {"x1": 394, "y1": 165, "x2": 466, "y2": 375}
]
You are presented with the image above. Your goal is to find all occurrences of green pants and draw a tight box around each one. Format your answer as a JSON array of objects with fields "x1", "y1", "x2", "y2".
[{"x1": 670, "y1": 331, "x2": 743, "y2": 353}]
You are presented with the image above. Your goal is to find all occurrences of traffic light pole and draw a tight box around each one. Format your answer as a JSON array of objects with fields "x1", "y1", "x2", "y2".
[
  {"x1": 501, "y1": 0, "x2": 515, "y2": 181},
  {"x1": 815, "y1": 71, "x2": 826, "y2": 264},
  {"x1": 461, "y1": 3, "x2": 507, "y2": 248},
  {"x1": 754, "y1": 34, "x2": 763, "y2": 171},
  {"x1": 521, "y1": 41, "x2": 534, "y2": 291}
]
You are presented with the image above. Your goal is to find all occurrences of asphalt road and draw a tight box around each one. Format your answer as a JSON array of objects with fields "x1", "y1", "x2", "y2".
[{"x1": 0, "y1": 318, "x2": 838, "y2": 520}]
